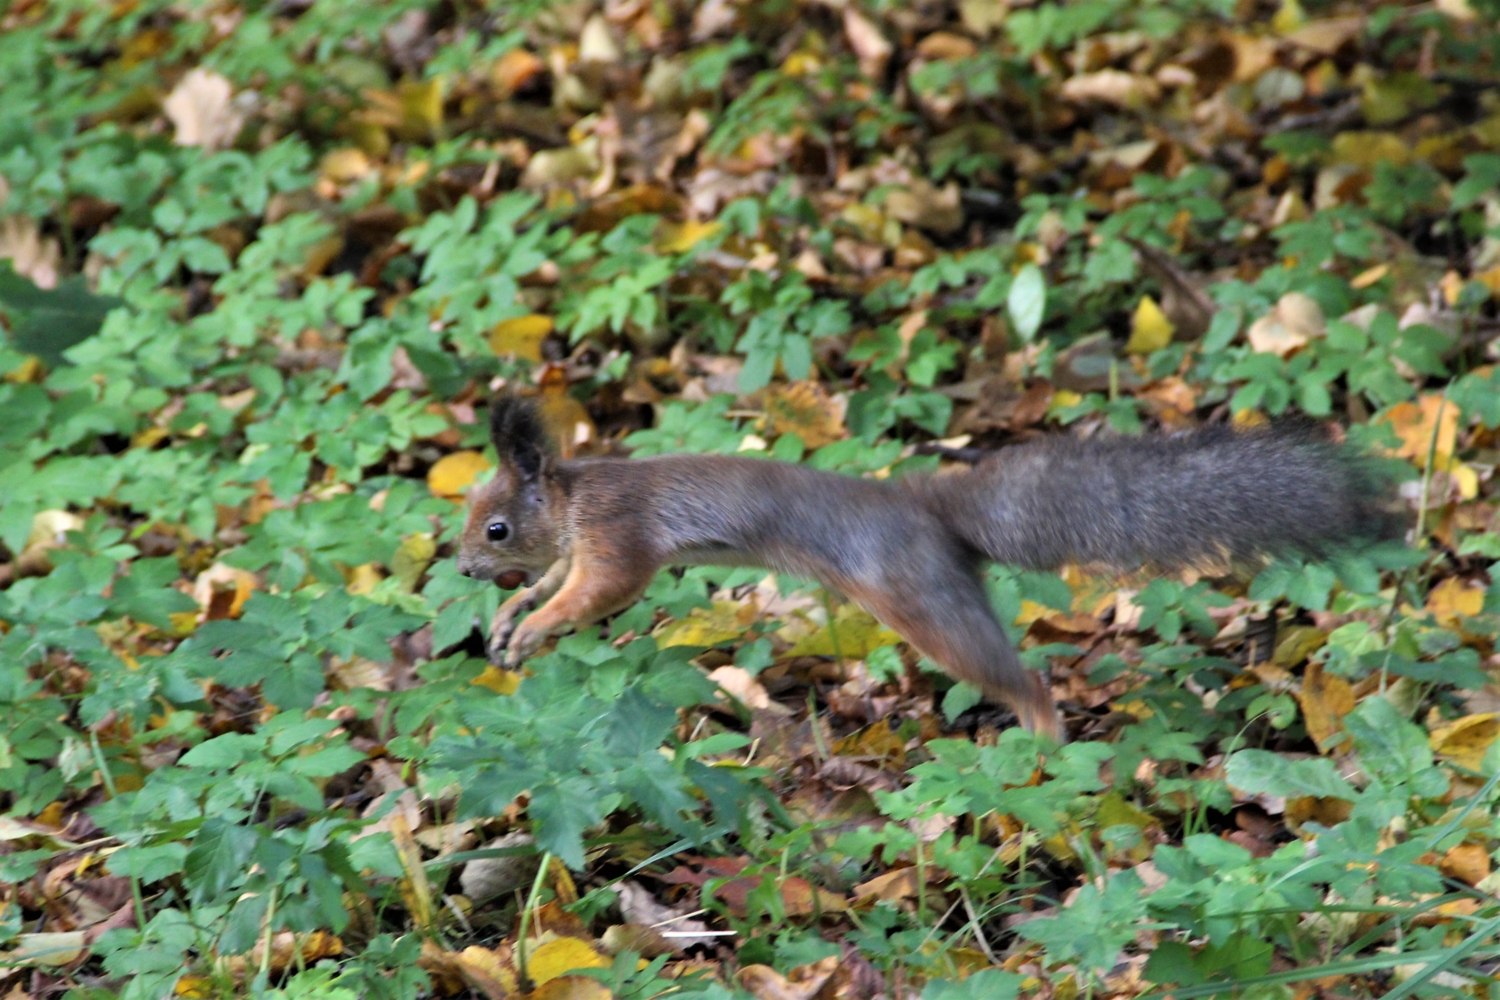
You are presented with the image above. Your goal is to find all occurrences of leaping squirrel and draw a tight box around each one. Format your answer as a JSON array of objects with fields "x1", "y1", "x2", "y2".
[{"x1": 456, "y1": 396, "x2": 1401, "y2": 742}]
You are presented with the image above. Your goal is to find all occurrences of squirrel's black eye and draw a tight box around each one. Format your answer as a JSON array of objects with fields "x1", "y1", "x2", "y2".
[{"x1": 486, "y1": 521, "x2": 510, "y2": 542}]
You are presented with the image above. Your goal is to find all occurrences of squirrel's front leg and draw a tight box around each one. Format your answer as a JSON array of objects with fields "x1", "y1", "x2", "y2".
[
  {"x1": 502, "y1": 548, "x2": 656, "y2": 667},
  {"x1": 487, "y1": 557, "x2": 569, "y2": 665}
]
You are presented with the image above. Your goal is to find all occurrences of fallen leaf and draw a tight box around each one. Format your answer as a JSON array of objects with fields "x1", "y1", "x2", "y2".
[
  {"x1": 191, "y1": 563, "x2": 259, "y2": 621},
  {"x1": 163, "y1": 68, "x2": 244, "y2": 151},
  {"x1": 1126, "y1": 295, "x2": 1174, "y2": 354},
  {"x1": 0, "y1": 215, "x2": 61, "y2": 288},
  {"x1": 884, "y1": 179, "x2": 964, "y2": 235},
  {"x1": 709, "y1": 665, "x2": 772, "y2": 711},
  {"x1": 1429, "y1": 713, "x2": 1500, "y2": 771},
  {"x1": 656, "y1": 600, "x2": 759, "y2": 648},
  {"x1": 1247, "y1": 291, "x2": 1325, "y2": 356},
  {"x1": 1297, "y1": 661, "x2": 1354, "y2": 753},
  {"x1": 491, "y1": 315, "x2": 555, "y2": 361},
  {"x1": 764, "y1": 381, "x2": 847, "y2": 449},
  {"x1": 844, "y1": 9, "x2": 893, "y2": 78},
  {"x1": 1061, "y1": 70, "x2": 1161, "y2": 109},
  {"x1": 657, "y1": 218, "x2": 723, "y2": 254},
  {"x1": 1426, "y1": 577, "x2": 1485, "y2": 626},
  {"x1": 1439, "y1": 842, "x2": 1492, "y2": 886},
  {"x1": 1382, "y1": 393, "x2": 1458, "y2": 467},
  {"x1": 456, "y1": 944, "x2": 520, "y2": 999},
  {"x1": 738, "y1": 957, "x2": 840, "y2": 1000},
  {"x1": 428, "y1": 450, "x2": 492, "y2": 499},
  {"x1": 526, "y1": 937, "x2": 610, "y2": 985}
]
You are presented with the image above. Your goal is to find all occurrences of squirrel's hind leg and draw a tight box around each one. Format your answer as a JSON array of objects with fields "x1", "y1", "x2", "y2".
[{"x1": 839, "y1": 572, "x2": 1066, "y2": 744}]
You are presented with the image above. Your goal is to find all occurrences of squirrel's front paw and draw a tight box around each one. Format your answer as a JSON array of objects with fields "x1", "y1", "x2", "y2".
[
  {"x1": 502, "y1": 622, "x2": 547, "y2": 668},
  {"x1": 486, "y1": 593, "x2": 535, "y2": 664}
]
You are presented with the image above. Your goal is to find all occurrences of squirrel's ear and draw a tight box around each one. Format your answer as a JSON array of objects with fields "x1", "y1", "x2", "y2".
[{"x1": 489, "y1": 396, "x2": 551, "y2": 480}]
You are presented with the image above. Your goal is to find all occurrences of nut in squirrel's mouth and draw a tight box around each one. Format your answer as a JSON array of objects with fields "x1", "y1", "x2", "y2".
[{"x1": 495, "y1": 570, "x2": 528, "y2": 590}]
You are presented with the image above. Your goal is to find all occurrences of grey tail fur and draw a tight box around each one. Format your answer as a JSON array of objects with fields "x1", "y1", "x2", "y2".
[{"x1": 923, "y1": 423, "x2": 1405, "y2": 572}]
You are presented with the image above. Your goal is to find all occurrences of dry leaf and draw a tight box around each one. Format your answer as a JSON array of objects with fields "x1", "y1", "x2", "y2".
[
  {"x1": 526, "y1": 937, "x2": 610, "y2": 985},
  {"x1": 764, "y1": 381, "x2": 847, "y2": 449},
  {"x1": 460, "y1": 831, "x2": 539, "y2": 903},
  {"x1": 1426, "y1": 577, "x2": 1485, "y2": 626},
  {"x1": 657, "y1": 218, "x2": 723, "y2": 254},
  {"x1": 1247, "y1": 291, "x2": 1325, "y2": 356},
  {"x1": 1126, "y1": 295, "x2": 1175, "y2": 354},
  {"x1": 709, "y1": 665, "x2": 773, "y2": 711},
  {"x1": 1439, "y1": 842, "x2": 1492, "y2": 886},
  {"x1": 163, "y1": 68, "x2": 244, "y2": 151},
  {"x1": 884, "y1": 179, "x2": 963, "y2": 235},
  {"x1": 456, "y1": 944, "x2": 520, "y2": 999},
  {"x1": 1061, "y1": 70, "x2": 1161, "y2": 109},
  {"x1": 1430, "y1": 713, "x2": 1500, "y2": 771},
  {"x1": 428, "y1": 450, "x2": 492, "y2": 499},
  {"x1": 738, "y1": 957, "x2": 840, "y2": 1000},
  {"x1": 192, "y1": 562, "x2": 259, "y2": 621},
  {"x1": 656, "y1": 599, "x2": 759, "y2": 648},
  {"x1": 0, "y1": 215, "x2": 61, "y2": 288},
  {"x1": 491, "y1": 314, "x2": 555, "y2": 361},
  {"x1": 1382, "y1": 393, "x2": 1458, "y2": 467},
  {"x1": 844, "y1": 9, "x2": 893, "y2": 78},
  {"x1": 1296, "y1": 661, "x2": 1354, "y2": 753}
]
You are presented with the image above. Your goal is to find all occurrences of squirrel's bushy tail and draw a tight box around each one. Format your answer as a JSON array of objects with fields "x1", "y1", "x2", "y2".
[{"x1": 925, "y1": 423, "x2": 1405, "y2": 572}]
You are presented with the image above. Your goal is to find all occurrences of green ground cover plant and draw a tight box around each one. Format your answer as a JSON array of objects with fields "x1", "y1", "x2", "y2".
[{"x1": 1, "y1": 0, "x2": 1499, "y2": 997}]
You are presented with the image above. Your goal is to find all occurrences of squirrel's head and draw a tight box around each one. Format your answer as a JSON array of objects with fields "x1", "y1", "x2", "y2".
[{"x1": 456, "y1": 396, "x2": 567, "y2": 588}]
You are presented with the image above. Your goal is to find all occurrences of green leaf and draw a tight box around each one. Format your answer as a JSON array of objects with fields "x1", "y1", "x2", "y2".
[{"x1": 1007, "y1": 263, "x2": 1046, "y2": 342}]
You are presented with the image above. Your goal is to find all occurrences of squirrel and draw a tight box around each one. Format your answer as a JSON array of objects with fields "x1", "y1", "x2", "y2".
[{"x1": 456, "y1": 396, "x2": 1402, "y2": 742}]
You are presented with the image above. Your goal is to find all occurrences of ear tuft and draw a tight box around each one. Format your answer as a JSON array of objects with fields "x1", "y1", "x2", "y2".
[{"x1": 488, "y1": 395, "x2": 551, "y2": 479}]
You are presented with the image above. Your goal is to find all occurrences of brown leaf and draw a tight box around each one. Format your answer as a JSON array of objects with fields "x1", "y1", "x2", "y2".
[
  {"x1": 738, "y1": 956, "x2": 840, "y2": 1000},
  {"x1": 1296, "y1": 661, "x2": 1354, "y2": 753},
  {"x1": 1438, "y1": 842, "x2": 1492, "y2": 886}
]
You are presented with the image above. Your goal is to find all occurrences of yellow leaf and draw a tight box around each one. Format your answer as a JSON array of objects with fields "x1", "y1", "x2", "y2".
[
  {"x1": 656, "y1": 218, "x2": 722, "y2": 254},
  {"x1": 1381, "y1": 393, "x2": 1457, "y2": 467},
  {"x1": 1296, "y1": 661, "x2": 1354, "y2": 753},
  {"x1": 656, "y1": 600, "x2": 758, "y2": 648},
  {"x1": 399, "y1": 77, "x2": 444, "y2": 138},
  {"x1": 321, "y1": 148, "x2": 371, "y2": 182},
  {"x1": 428, "y1": 451, "x2": 492, "y2": 499},
  {"x1": 1429, "y1": 713, "x2": 1500, "y2": 771},
  {"x1": 1271, "y1": 0, "x2": 1307, "y2": 33},
  {"x1": 490, "y1": 314, "x2": 554, "y2": 361},
  {"x1": 472, "y1": 666, "x2": 522, "y2": 695},
  {"x1": 174, "y1": 975, "x2": 214, "y2": 998},
  {"x1": 784, "y1": 605, "x2": 901, "y2": 658},
  {"x1": 455, "y1": 945, "x2": 520, "y2": 999},
  {"x1": 1126, "y1": 295, "x2": 1174, "y2": 354},
  {"x1": 1048, "y1": 389, "x2": 1083, "y2": 414},
  {"x1": 526, "y1": 938, "x2": 610, "y2": 986},
  {"x1": 1350, "y1": 263, "x2": 1389, "y2": 289},
  {"x1": 1330, "y1": 130, "x2": 1411, "y2": 169},
  {"x1": 392, "y1": 532, "x2": 436, "y2": 592},
  {"x1": 1426, "y1": 576, "x2": 1485, "y2": 626},
  {"x1": 1429, "y1": 452, "x2": 1480, "y2": 499},
  {"x1": 764, "y1": 381, "x2": 847, "y2": 449},
  {"x1": 345, "y1": 562, "x2": 384, "y2": 595}
]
